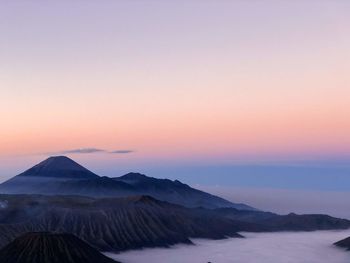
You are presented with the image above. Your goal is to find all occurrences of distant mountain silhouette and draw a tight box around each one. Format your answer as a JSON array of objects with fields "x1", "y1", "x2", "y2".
[
  {"x1": 215, "y1": 208, "x2": 350, "y2": 231},
  {"x1": 334, "y1": 236, "x2": 350, "y2": 250},
  {"x1": 0, "y1": 156, "x2": 255, "y2": 210},
  {"x1": 18, "y1": 156, "x2": 99, "y2": 179},
  {"x1": 0, "y1": 232, "x2": 119, "y2": 263}
]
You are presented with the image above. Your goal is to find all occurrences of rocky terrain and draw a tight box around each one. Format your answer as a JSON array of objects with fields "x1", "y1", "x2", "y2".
[
  {"x1": 0, "y1": 232, "x2": 119, "y2": 263},
  {"x1": 0, "y1": 194, "x2": 244, "y2": 251}
]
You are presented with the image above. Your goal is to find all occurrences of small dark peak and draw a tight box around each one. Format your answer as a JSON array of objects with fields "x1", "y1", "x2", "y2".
[
  {"x1": 0, "y1": 232, "x2": 119, "y2": 263},
  {"x1": 17, "y1": 156, "x2": 99, "y2": 179},
  {"x1": 334, "y1": 236, "x2": 350, "y2": 250},
  {"x1": 173, "y1": 179, "x2": 188, "y2": 187},
  {"x1": 287, "y1": 212, "x2": 297, "y2": 216},
  {"x1": 47, "y1": 155, "x2": 72, "y2": 161},
  {"x1": 40, "y1": 156, "x2": 77, "y2": 166},
  {"x1": 119, "y1": 172, "x2": 148, "y2": 180},
  {"x1": 99, "y1": 176, "x2": 113, "y2": 181}
]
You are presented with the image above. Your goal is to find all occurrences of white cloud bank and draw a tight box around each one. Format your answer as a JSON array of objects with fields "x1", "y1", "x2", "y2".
[{"x1": 107, "y1": 230, "x2": 350, "y2": 263}]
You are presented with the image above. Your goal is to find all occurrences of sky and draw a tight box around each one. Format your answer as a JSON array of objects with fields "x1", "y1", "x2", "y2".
[{"x1": 0, "y1": 1, "x2": 350, "y2": 215}]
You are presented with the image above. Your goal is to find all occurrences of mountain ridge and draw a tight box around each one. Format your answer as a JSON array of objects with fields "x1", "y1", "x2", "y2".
[{"x1": 0, "y1": 156, "x2": 255, "y2": 210}]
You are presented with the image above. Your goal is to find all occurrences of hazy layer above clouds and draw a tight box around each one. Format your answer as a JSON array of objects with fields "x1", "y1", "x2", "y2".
[
  {"x1": 197, "y1": 186, "x2": 350, "y2": 220},
  {"x1": 107, "y1": 230, "x2": 350, "y2": 263}
]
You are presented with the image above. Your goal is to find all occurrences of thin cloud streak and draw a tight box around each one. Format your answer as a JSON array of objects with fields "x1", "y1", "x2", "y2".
[
  {"x1": 110, "y1": 150, "x2": 135, "y2": 154},
  {"x1": 59, "y1": 148, "x2": 105, "y2": 154},
  {"x1": 43, "y1": 148, "x2": 135, "y2": 155}
]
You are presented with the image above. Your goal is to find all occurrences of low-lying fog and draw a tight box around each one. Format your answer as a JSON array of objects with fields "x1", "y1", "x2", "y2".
[{"x1": 106, "y1": 230, "x2": 350, "y2": 263}]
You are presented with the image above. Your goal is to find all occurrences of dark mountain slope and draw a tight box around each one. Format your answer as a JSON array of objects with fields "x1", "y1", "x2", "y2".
[
  {"x1": 0, "y1": 232, "x2": 119, "y2": 263},
  {"x1": 215, "y1": 207, "x2": 350, "y2": 231},
  {"x1": 114, "y1": 172, "x2": 255, "y2": 210},
  {"x1": 55, "y1": 176, "x2": 136, "y2": 197},
  {"x1": 0, "y1": 157, "x2": 255, "y2": 210},
  {"x1": 334, "y1": 236, "x2": 350, "y2": 250},
  {"x1": 0, "y1": 194, "x2": 243, "y2": 252},
  {"x1": 258, "y1": 213, "x2": 350, "y2": 231}
]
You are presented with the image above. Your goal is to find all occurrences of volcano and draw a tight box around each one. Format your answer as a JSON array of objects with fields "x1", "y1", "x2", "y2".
[
  {"x1": 17, "y1": 156, "x2": 99, "y2": 179},
  {"x1": 0, "y1": 232, "x2": 119, "y2": 263}
]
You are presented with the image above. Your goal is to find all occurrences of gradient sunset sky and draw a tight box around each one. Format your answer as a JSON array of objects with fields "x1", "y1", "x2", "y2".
[{"x1": 1, "y1": 1, "x2": 350, "y2": 208}]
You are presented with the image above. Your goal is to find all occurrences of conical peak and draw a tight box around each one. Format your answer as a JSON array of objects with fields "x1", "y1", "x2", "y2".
[
  {"x1": 0, "y1": 232, "x2": 118, "y2": 263},
  {"x1": 18, "y1": 156, "x2": 99, "y2": 179},
  {"x1": 38, "y1": 156, "x2": 85, "y2": 169}
]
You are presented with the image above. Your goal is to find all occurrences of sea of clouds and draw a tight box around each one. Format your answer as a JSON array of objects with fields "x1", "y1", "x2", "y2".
[{"x1": 106, "y1": 230, "x2": 350, "y2": 263}]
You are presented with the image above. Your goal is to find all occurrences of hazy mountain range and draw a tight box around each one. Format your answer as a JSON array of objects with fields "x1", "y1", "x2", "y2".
[
  {"x1": 0, "y1": 156, "x2": 253, "y2": 210},
  {"x1": 0, "y1": 156, "x2": 349, "y2": 257}
]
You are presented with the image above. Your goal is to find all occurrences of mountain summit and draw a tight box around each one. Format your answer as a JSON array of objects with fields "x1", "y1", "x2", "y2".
[{"x1": 18, "y1": 156, "x2": 98, "y2": 179}]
